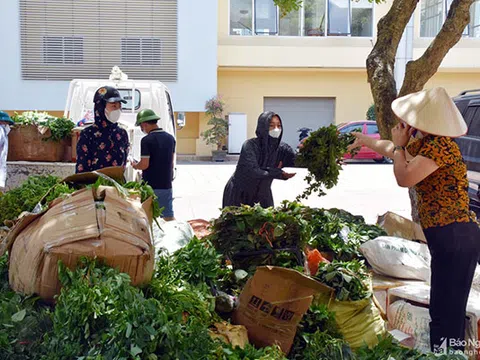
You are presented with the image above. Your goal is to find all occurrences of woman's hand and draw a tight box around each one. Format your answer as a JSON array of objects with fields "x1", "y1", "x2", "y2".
[
  {"x1": 347, "y1": 132, "x2": 365, "y2": 153},
  {"x1": 392, "y1": 123, "x2": 414, "y2": 147}
]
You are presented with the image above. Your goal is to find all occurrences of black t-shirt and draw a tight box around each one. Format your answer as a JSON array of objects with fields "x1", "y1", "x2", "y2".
[{"x1": 140, "y1": 129, "x2": 176, "y2": 189}]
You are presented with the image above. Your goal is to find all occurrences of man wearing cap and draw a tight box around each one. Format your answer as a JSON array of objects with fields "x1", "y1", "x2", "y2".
[
  {"x1": 0, "y1": 111, "x2": 14, "y2": 190},
  {"x1": 76, "y1": 86, "x2": 130, "y2": 173},
  {"x1": 132, "y1": 109, "x2": 176, "y2": 221},
  {"x1": 350, "y1": 87, "x2": 480, "y2": 354}
]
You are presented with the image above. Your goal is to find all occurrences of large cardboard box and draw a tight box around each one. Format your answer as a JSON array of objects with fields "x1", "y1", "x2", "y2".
[
  {"x1": 377, "y1": 211, "x2": 427, "y2": 243},
  {"x1": 1, "y1": 168, "x2": 154, "y2": 301},
  {"x1": 232, "y1": 266, "x2": 332, "y2": 354}
]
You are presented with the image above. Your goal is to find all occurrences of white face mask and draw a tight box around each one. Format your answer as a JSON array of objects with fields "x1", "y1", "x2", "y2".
[
  {"x1": 105, "y1": 109, "x2": 121, "y2": 123},
  {"x1": 269, "y1": 128, "x2": 282, "y2": 139}
]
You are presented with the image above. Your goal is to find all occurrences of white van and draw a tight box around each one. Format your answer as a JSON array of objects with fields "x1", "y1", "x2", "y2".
[{"x1": 64, "y1": 67, "x2": 184, "y2": 180}]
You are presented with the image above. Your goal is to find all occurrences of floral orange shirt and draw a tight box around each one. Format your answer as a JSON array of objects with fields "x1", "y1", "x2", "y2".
[{"x1": 406, "y1": 135, "x2": 477, "y2": 229}]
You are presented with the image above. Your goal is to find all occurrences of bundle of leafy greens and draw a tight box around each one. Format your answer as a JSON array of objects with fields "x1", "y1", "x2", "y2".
[
  {"x1": 314, "y1": 260, "x2": 371, "y2": 301},
  {"x1": 304, "y1": 208, "x2": 387, "y2": 262},
  {"x1": 11, "y1": 111, "x2": 74, "y2": 142},
  {"x1": 89, "y1": 176, "x2": 162, "y2": 219},
  {"x1": 0, "y1": 175, "x2": 75, "y2": 225},
  {"x1": 295, "y1": 124, "x2": 357, "y2": 200},
  {"x1": 208, "y1": 202, "x2": 311, "y2": 273}
]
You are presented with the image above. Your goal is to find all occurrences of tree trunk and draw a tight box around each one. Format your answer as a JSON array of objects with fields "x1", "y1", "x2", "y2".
[{"x1": 367, "y1": 0, "x2": 472, "y2": 223}]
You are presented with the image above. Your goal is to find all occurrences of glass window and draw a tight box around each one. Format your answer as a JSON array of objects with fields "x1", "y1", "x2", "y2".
[
  {"x1": 304, "y1": 0, "x2": 326, "y2": 36},
  {"x1": 470, "y1": 0, "x2": 480, "y2": 37},
  {"x1": 118, "y1": 89, "x2": 141, "y2": 111},
  {"x1": 255, "y1": 0, "x2": 278, "y2": 35},
  {"x1": 328, "y1": 0, "x2": 350, "y2": 35},
  {"x1": 339, "y1": 124, "x2": 363, "y2": 133},
  {"x1": 351, "y1": 0, "x2": 373, "y2": 37},
  {"x1": 366, "y1": 124, "x2": 379, "y2": 134},
  {"x1": 420, "y1": 0, "x2": 444, "y2": 37},
  {"x1": 279, "y1": 7, "x2": 301, "y2": 35},
  {"x1": 230, "y1": 0, "x2": 253, "y2": 35}
]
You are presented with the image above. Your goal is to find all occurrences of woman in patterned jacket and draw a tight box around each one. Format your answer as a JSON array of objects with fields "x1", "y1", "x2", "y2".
[
  {"x1": 350, "y1": 87, "x2": 479, "y2": 354},
  {"x1": 76, "y1": 86, "x2": 130, "y2": 173}
]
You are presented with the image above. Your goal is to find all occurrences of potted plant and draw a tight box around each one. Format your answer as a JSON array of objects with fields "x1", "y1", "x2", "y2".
[
  {"x1": 8, "y1": 111, "x2": 74, "y2": 162},
  {"x1": 201, "y1": 95, "x2": 229, "y2": 162}
]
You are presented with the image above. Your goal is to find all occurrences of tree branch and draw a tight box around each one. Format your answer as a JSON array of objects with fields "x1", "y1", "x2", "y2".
[
  {"x1": 399, "y1": 0, "x2": 473, "y2": 96},
  {"x1": 366, "y1": 0, "x2": 419, "y2": 139}
]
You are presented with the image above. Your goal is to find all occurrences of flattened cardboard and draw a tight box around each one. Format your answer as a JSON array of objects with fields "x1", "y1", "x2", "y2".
[
  {"x1": 377, "y1": 212, "x2": 427, "y2": 243},
  {"x1": 8, "y1": 185, "x2": 154, "y2": 300},
  {"x1": 232, "y1": 266, "x2": 332, "y2": 354}
]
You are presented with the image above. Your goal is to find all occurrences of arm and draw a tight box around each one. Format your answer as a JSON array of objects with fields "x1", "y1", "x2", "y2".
[
  {"x1": 350, "y1": 132, "x2": 414, "y2": 161},
  {"x1": 391, "y1": 124, "x2": 439, "y2": 188},
  {"x1": 238, "y1": 141, "x2": 284, "y2": 180},
  {"x1": 132, "y1": 137, "x2": 150, "y2": 171},
  {"x1": 277, "y1": 143, "x2": 296, "y2": 168},
  {"x1": 75, "y1": 131, "x2": 92, "y2": 173}
]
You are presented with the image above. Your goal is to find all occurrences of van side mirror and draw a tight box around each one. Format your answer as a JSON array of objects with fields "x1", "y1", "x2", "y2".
[{"x1": 176, "y1": 112, "x2": 186, "y2": 128}]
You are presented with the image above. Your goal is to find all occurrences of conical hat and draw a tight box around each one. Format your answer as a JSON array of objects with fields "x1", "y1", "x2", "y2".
[{"x1": 391, "y1": 87, "x2": 467, "y2": 138}]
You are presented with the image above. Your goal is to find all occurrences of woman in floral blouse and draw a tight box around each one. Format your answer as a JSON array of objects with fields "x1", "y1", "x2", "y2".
[
  {"x1": 76, "y1": 86, "x2": 130, "y2": 173},
  {"x1": 350, "y1": 87, "x2": 479, "y2": 354}
]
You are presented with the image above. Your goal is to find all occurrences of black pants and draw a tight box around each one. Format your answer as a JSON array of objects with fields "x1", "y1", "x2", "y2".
[{"x1": 424, "y1": 221, "x2": 480, "y2": 353}]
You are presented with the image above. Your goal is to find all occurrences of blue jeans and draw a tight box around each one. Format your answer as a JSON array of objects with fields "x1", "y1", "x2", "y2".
[{"x1": 154, "y1": 188, "x2": 174, "y2": 218}]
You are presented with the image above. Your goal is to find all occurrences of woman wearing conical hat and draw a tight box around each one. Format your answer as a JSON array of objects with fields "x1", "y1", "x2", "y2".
[{"x1": 350, "y1": 87, "x2": 480, "y2": 354}]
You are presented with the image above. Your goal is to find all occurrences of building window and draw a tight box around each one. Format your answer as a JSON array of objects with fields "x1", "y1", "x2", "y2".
[
  {"x1": 304, "y1": 0, "x2": 326, "y2": 36},
  {"x1": 420, "y1": 0, "x2": 444, "y2": 37},
  {"x1": 43, "y1": 36, "x2": 83, "y2": 64},
  {"x1": 280, "y1": 6, "x2": 301, "y2": 36},
  {"x1": 470, "y1": 0, "x2": 480, "y2": 37},
  {"x1": 229, "y1": 0, "x2": 373, "y2": 37},
  {"x1": 255, "y1": 0, "x2": 278, "y2": 34},
  {"x1": 230, "y1": 0, "x2": 253, "y2": 35},
  {"x1": 351, "y1": 0, "x2": 374, "y2": 37},
  {"x1": 121, "y1": 38, "x2": 161, "y2": 66},
  {"x1": 420, "y1": 0, "x2": 472, "y2": 37},
  {"x1": 328, "y1": 0, "x2": 350, "y2": 35}
]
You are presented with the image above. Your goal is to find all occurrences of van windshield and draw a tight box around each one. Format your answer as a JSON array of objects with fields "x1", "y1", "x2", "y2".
[{"x1": 118, "y1": 89, "x2": 141, "y2": 110}]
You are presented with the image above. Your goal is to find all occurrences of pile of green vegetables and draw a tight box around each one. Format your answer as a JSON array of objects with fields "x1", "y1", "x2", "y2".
[
  {"x1": 209, "y1": 201, "x2": 385, "y2": 272},
  {"x1": 295, "y1": 124, "x2": 357, "y2": 200},
  {"x1": 0, "y1": 240, "x2": 286, "y2": 360},
  {"x1": 304, "y1": 208, "x2": 387, "y2": 262},
  {"x1": 11, "y1": 111, "x2": 74, "y2": 142},
  {"x1": 0, "y1": 176, "x2": 75, "y2": 225},
  {"x1": 0, "y1": 175, "x2": 161, "y2": 226},
  {"x1": 314, "y1": 260, "x2": 371, "y2": 302},
  {"x1": 209, "y1": 202, "x2": 312, "y2": 273}
]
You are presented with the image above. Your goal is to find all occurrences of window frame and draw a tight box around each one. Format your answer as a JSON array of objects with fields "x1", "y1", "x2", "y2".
[
  {"x1": 228, "y1": 0, "x2": 374, "y2": 38},
  {"x1": 420, "y1": 0, "x2": 471, "y2": 38}
]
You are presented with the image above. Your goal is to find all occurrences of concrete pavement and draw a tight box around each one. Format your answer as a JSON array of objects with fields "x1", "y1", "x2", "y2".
[{"x1": 172, "y1": 161, "x2": 412, "y2": 224}]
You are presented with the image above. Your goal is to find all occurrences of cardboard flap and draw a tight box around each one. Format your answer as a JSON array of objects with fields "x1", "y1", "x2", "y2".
[
  {"x1": 62, "y1": 166, "x2": 125, "y2": 185},
  {"x1": 377, "y1": 212, "x2": 426, "y2": 243}
]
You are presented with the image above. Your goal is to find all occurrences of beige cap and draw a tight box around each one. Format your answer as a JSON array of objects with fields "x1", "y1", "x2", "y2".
[{"x1": 391, "y1": 87, "x2": 468, "y2": 138}]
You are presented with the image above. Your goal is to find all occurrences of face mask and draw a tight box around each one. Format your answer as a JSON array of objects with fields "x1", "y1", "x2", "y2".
[
  {"x1": 412, "y1": 129, "x2": 424, "y2": 139},
  {"x1": 105, "y1": 109, "x2": 121, "y2": 123},
  {"x1": 269, "y1": 128, "x2": 282, "y2": 139}
]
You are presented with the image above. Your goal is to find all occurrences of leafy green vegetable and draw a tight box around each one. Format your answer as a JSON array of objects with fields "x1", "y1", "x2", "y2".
[
  {"x1": 209, "y1": 202, "x2": 310, "y2": 273},
  {"x1": 295, "y1": 124, "x2": 357, "y2": 200},
  {"x1": 289, "y1": 304, "x2": 344, "y2": 359},
  {"x1": 305, "y1": 208, "x2": 387, "y2": 262},
  {"x1": 0, "y1": 175, "x2": 75, "y2": 225},
  {"x1": 11, "y1": 111, "x2": 74, "y2": 142},
  {"x1": 314, "y1": 260, "x2": 371, "y2": 301},
  {"x1": 356, "y1": 335, "x2": 467, "y2": 359},
  {"x1": 301, "y1": 331, "x2": 355, "y2": 360}
]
